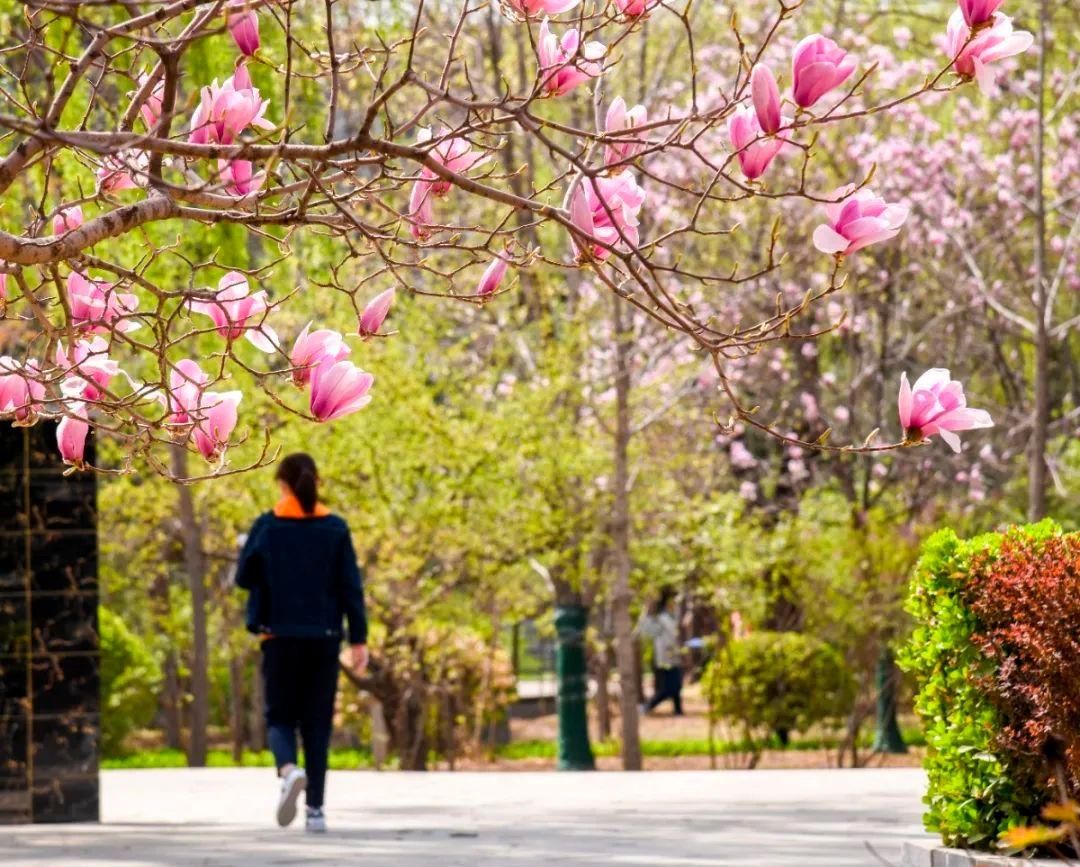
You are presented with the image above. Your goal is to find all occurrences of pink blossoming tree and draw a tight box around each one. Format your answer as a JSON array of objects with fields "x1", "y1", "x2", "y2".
[{"x1": 0, "y1": 0, "x2": 1032, "y2": 482}]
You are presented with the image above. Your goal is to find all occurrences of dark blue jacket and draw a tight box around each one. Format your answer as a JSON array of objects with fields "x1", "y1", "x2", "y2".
[{"x1": 235, "y1": 511, "x2": 367, "y2": 645}]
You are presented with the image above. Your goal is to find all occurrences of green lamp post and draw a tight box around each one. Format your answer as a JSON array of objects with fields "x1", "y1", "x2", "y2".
[
  {"x1": 872, "y1": 646, "x2": 907, "y2": 754},
  {"x1": 554, "y1": 604, "x2": 596, "y2": 770}
]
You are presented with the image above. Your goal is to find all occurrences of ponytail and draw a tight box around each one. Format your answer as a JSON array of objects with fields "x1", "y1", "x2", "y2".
[{"x1": 276, "y1": 453, "x2": 319, "y2": 515}]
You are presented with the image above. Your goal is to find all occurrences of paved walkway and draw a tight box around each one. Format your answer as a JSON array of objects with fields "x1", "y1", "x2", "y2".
[{"x1": 4, "y1": 768, "x2": 933, "y2": 866}]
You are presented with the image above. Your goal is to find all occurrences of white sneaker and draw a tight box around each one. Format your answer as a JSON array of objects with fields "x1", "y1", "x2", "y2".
[
  {"x1": 276, "y1": 767, "x2": 307, "y2": 827},
  {"x1": 306, "y1": 807, "x2": 327, "y2": 834}
]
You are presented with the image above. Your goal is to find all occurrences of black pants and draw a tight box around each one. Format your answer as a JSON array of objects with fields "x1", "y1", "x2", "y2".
[
  {"x1": 262, "y1": 637, "x2": 340, "y2": 809},
  {"x1": 648, "y1": 665, "x2": 683, "y2": 715}
]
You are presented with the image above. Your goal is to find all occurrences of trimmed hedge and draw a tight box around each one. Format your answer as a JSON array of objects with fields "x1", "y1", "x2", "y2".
[
  {"x1": 900, "y1": 521, "x2": 1068, "y2": 850},
  {"x1": 703, "y1": 630, "x2": 855, "y2": 763}
]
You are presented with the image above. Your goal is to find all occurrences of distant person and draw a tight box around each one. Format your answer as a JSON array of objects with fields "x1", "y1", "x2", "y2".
[
  {"x1": 235, "y1": 453, "x2": 368, "y2": 833},
  {"x1": 637, "y1": 587, "x2": 683, "y2": 716}
]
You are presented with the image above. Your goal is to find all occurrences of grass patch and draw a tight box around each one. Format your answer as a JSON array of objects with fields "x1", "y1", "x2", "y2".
[
  {"x1": 104, "y1": 726, "x2": 924, "y2": 768},
  {"x1": 103, "y1": 747, "x2": 375, "y2": 770},
  {"x1": 495, "y1": 727, "x2": 924, "y2": 761}
]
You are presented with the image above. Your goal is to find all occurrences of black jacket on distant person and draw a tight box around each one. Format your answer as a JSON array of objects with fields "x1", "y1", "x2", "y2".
[{"x1": 235, "y1": 511, "x2": 367, "y2": 645}]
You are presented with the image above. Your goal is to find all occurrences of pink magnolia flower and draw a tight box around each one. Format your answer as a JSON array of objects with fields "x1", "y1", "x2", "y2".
[
  {"x1": 537, "y1": 19, "x2": 605, "y2": 97},
  {"x1": 137, "y1": 73, "x2": 165, "y2": 129},
  {"x1": 55, "y1": 337, "x2": 119, "y2": 402},
  {"x1": 959, "y1": 0, "x2": 1005, "y2": 27},
  {"x1": 477, "y1": 256, "x2": 509, "y2": 299},
  {"x1": 0, "y1": 272, "x2": 6, "y2": 300},
  {"x1": 604, "y1": 97, "x2": 648, "y2": 172},
  {"x1": 358, "y1": 288, "x2": 395, "y2": 338},
  {"x1": 612, "y1": 0, "x2": 658, "y2": 18},
  {"x1": 192, "y1": 390, "x2": 242, "y2": 461},
  {"x1": 97, "y1": 151, "x2": 147, "y2": 193},
  {"x1": 791, "y1": 34, "x2": 856, "y2": 109},
  {"x1": 898, "y1": 369, "x2": 993, "y2": 453},
  {"x1": 57, "y1": 406, "x2": 90, "y2": 467},
  {"x1": 218, "y1": 159, "x2": 266, "y2": 197},
  {"x1": 67, "y1": 271, "x2": 140, "y2": 334},
  {"x1": 165, "y1": 359, "x2": 209, "y2": 426},
  {"x1": 750, "y1": 64, "x2": 782, "y2": 134},
  {"x1": 189, "y1": 65, "x2": 273, "y2": 145},
  {"x1": 53, "y1": 205, "x2": 84, "y2": 235},
  {"x1": 727, "y1": 105, "x2": 789, "y2": 180},
  {"x1": 227, "y1": 1, "x2": 260, "y2": 56},
  {"x1": 945, "y1": 10, "x2": 1033, "y2": 96},
  {"x1": 502, "y1": 0, "x2": 578, "y2": 16},
  {"x1": 309, "y1": 360, "x2": 374, "y2": 422},
  {"x1": 730, "y1": 440, "x2": 757, "y2": 469},
  {"x1": 417, "y1": 128, "x2": 488, "y2": 196},
  {"x1": 290, "y1": 323, "x2": 350, "y2": 386},
  {"x1": 812, "y1": 185, "x2": 909, "y2": 257},
  {"x1": 568, "y1": 173, "x2": 646, "y2": 261},
  {"x1": 0, "y1": 357, "x2": 45, "y2": 423},
  {"x1": 188, "y1": 272, "x2": 278, "y2": 352},
  {"x1": 408, "y1": 181, "x2": 436, "y2": 240}
]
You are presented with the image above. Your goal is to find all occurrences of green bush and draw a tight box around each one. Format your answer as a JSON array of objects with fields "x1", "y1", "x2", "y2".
[
  {"x1": 899, "y1": 523, "x2": 1059, "y2": 850},
  {"x1": 702, "y1": 630, "x2": 855, "y2": 763},
  {"x1": 100, "y1": 607, "x2": 162, "y2": 756}
]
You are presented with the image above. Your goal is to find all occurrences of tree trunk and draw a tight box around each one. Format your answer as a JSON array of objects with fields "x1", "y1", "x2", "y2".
[
  {"x1": 610, "y1": 293, "x2": 642, "y2": 770},
  {"x1": 172, "y1": 445, "x2": 209, "y2": 767},
  {"x1": 249, "y1": 653, "x2": 266, "y2": 751},
  {"x1": 229, "y1": 653, "x2": 246, "y2": 763},
  {"x1": 370, "y1": 697, "x2": 390, "y2": 770},
  {"x1": 593, "y1": 638, "x2": 613, "y2": 742},
  {"x1": 162, "y1": 650, "x2": 183, "y2": 750},
  {"x1": 1027, "y1": 0, "x2": 1050, "y2": 521},
  {"x1": 400, "y1": 691, "x2": 428, "y2": 771}
]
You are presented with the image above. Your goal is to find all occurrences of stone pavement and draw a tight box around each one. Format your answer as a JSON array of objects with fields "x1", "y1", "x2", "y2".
[{"x1": 3, "y1": 767, "x2": 934, "y2": 866}]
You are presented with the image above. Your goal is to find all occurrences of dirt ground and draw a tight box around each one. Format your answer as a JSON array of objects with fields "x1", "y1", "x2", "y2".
[{"x1": 486, "y1": 682, "x2": 924, "y2": 771}]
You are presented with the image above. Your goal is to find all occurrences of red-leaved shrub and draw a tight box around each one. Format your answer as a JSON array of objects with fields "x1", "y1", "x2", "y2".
[{"x1": 967, "y1": 533, "x2": 1080, "y2": 796}]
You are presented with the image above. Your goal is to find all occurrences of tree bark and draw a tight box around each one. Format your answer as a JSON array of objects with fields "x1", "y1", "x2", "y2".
[
  {"x1": 610, "y1": 293, "x2": 642, "y2": 770},
  {"x1": 369, "y1": 697, "x2": 390, "y2": 770},
  {"x1": 229, "y1": 653, "x2": 245, "y2": 763},
  {"x1": 172, "y1": 445, "x2": 209, "y2": 767},
  {"x1": 1027, "y1": 0, "x2": 1050, "y2": 521},
  {"x1": 593, "y1": 635, "x2": 613, "y2": 742},
  {"x1": 162, "y1": 650, "x2": 183, "y2": 750},
  {"x1": 249, "y1": 652, "x2": 266, "y2": 751}
]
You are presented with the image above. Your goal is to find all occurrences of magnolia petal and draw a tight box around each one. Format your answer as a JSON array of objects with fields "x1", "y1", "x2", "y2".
[
  {"x1": 911, "y1": 368, "x2": 952, "y2": 393},
  {"x1": 973, "y1": 57, "x2": 997, "y2": 96},
  {"x1": 937, "y1": 406, "x2": 994, "y2": 432},
  {"x1": 813, "y1": 225, "x2": 850, "y2": 255},
  {"x1": 938, "y1": 428, "x2": 962, "y2": 453},
  {"x1": 844, "y1": 225, "x2": 902, "y2": 254},
  {"x1": 897, "y1": 372, "x2": 913, "y2": 430},
  {"x1": 246, "y1": 324, "x2": 279, "y2": 353}
]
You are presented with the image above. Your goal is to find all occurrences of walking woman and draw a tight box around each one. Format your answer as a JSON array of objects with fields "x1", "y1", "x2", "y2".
[
  {"x1": 636, "y1": 587, "x2": 684, "y2": 716},
  {"x1": 235, "y1": 453, "x2": 368, "y2": 833}
]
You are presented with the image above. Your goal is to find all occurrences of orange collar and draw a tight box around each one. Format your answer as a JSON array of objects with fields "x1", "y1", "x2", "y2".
[{"x1": 273, "y1": 495, "x2": 329, "y2": 518}]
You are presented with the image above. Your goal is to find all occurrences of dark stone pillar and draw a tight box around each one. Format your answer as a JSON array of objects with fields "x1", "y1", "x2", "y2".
[{"x1": 0, "y1": 424, "x2": 99, "y2": 824}]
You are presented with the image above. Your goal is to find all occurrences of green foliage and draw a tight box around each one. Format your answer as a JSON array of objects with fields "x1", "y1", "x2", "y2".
[
  {"x1": 99, "y1": 607, "x2": 162, "y2": 757},
  {"x1": 899, "y1": 522, "x2": 1062, "y2": 849},
  {"x1": 702, "y1": 631, "x2": 856, "y2": 757}
]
